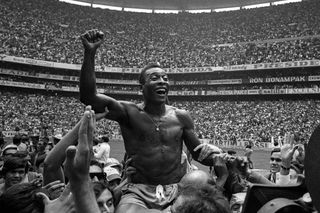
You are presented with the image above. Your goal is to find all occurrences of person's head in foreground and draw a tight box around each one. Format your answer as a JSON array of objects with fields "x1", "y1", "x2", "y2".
[
  {"x1": 170, "y1": 183, "x2": 231, "y2": 213},
  {"x1": 90, "y1": 160, "x2": 107, "y2": 183},
  {"x1": 93, "y1": 181, "x2": 115, "y2": 213},
  {"x1": 179, "y1": 170, "x2": 216, "y2": 187},
  {"x1": 0, "y1": 182, "x2": 46, "y2": 213}
]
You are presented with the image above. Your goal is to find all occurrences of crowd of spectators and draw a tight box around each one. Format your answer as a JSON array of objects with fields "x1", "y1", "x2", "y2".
[
  {"x1": 0, "y1": 98, "x2": 315, "y2": 213},
  {"x1": 1, "y1": 91, "x2": 319, "y2": 144},
  {"x1": 1, "y1": 0, "x2": 320, "y2": 68}
]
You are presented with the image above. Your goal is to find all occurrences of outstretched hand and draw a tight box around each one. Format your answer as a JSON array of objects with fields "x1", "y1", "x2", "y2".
[
  {"x1": 37, "y1": 184, "x2": 75, "y2": 213},
  {"x1": 64, "y1": 106, "x2": 95, "y2": 182},
  {"x1": 43, "y1": 180, "x2": 66, "y2": 200},
  {"x1": 227, "y1": 156, "x2": 250, "y2": 177},
  {"x1": 80, "y1": 29, "x2": 104, "y2": 52},
  {"x1": 281, "y1": 132, "x2": 299, "y2": 168}
]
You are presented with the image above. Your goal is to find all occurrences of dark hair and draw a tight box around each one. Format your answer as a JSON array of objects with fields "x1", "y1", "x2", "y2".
[
  {"x1": 90, "y1": 159, "x2": 104, "y2": 169},
  {"x1": 12, "y1": 135, "x2": 22, "y2": 145},
  {"x1": 2, "y1": 156, "x2": 29, "y2": 175},
  {"x1": 174, "y1": 184, "x2": 231, "y2": 213},
  {"x1": 92, "y1": 181, "x2": 114, "y2": 199},
  {"x1": 227, "y1": 150, "x2": 237, "y2": 155},
  {"x1": 245, "y1": 145, "x2": 252, "y2": 149},
  {"x1": 0, "y1": 137, "x2": 5, "y2": 147},
  {"x1": 93, "y1": 138, "x2": 102, "y2": 145},
  {"x1": 271, "y1": 148, "x2": 281, "y2": 156},
  {"x1": 138, "y1": 63, "x2": 162, "y2": 85},
  {"x1": 102, "y1": 136, "x2": 109, "y2": 143},
  {"x1": 0, "y1": 182, "x2": 46, "y2": 213}
]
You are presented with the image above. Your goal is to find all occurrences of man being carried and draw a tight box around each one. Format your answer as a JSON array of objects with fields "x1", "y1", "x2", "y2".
[{"x1": 79, "y1": 29, "x2": 224, "y2": 213}]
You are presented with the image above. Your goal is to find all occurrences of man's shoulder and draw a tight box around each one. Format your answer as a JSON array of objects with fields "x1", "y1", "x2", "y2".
[{"x1": 166, "y1": 105, "x2": 188, "y2": 116}]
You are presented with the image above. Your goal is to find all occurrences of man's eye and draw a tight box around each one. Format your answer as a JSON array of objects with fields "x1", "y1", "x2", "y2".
[{"x1": 106, "y1": 200, "x2": 113, "y2": 207}]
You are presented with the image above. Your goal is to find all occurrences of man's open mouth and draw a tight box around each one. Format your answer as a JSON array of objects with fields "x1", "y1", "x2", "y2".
[{"x1": 155, "y1": 88, "x2": 167, "y2": 95}]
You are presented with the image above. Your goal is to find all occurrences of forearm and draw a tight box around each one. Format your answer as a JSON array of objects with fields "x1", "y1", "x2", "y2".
[
  {"x1": 246, "y1": 171, "x2": 274, "y2": 185},
  {"x1": 197, "y1": 153, "x2": 215, "y2": 166},
  {"x1": 71, "y1": 179, "x2": 100, "y2": 213},
  {"x1": 43, "y1": 122, "x2": 81, "y2": 184},
  {"x1": 80, "y1": 50, "x2": 98, "y2": 105}
]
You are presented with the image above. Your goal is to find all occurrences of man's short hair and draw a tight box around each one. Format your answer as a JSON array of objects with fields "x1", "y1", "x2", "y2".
[
  {"x1": 92, "y1": 181, "x2": 114, "y2": 198},
  {"x1": 12, "y1": 135, "x2": 22, "y2": 145},
  {"x1": 173, "y1": 184, "x2": 231, "y2": 213},
  {"x1": 2, "y1": 156, "x2": 29, "y2": 175},
  {"x1": 271, "y1": 148, "x2": 281, "y2": 156},
  {"x1": 102, "y1": 136, "x2": 109, "y2": 143},
  {"x1": 138, "y1": 63, "x2": 162, "y2": 85}
]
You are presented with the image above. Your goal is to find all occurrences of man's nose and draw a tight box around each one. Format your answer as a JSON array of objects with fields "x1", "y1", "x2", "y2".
[{"x1": 103, "y1": 204, "x2": 111, "y2": 213}]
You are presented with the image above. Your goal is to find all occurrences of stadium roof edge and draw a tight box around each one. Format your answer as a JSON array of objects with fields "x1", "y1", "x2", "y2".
[{"x1": 68, "y1": 0, "x2": 304, "y2": 10}]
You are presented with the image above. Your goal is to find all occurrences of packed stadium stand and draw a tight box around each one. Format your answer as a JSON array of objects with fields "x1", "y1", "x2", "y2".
[{"x1": 1, "y1": 0, "x2": 320, "y2": 146}]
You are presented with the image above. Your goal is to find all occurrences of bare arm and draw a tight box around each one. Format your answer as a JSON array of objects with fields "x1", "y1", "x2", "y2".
[
  {"x1": 43, "y1": 121, "x2": 81, "y2": 185},
  {"x1": 65, "y1": 108, "x2": 100, "y2": 213},
  {"x1": 179, "y1": 110, "x2": 215, "y2": 166},
  {"x1": 79, "y1": 29, "x2": 126, "y2": 122}
]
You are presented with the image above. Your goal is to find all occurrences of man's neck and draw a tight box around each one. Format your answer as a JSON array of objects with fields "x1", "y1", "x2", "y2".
[{"x1": 143, "y1": 102, "x2": 166, "y2": 116}]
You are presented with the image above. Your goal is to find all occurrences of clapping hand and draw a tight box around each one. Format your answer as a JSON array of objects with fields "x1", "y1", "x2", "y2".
[{"x1": 64, "y1": 106, "x2": 95, "y2": 183}]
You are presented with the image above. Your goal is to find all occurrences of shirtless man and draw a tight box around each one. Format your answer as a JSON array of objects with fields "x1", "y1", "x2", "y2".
[{"x1": 79, "y1": 29, "x2": 221, "y2": 213}]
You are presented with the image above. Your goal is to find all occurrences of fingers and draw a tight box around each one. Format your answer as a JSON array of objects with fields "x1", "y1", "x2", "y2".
[
  {"x1": 78, "y1": 110, "x2": 91, "y2": 155},
  {"x1": 80, "y1": 29, "x2": 104, "y2": 44},
  {"x1": 60, "y1": 183, "x2": 71, "y2": 200},
  {"x1": 43, "y1": 180, "x2": 62, "y2": 189},
  {"x1": 198, "y1": 144, "x2": 209, "y2": 161},
  {"x1": 49, "y1": 183, "x2": 65, "y2": 191},
  {"x1": 30, "y1": 178, "x2": 43, "y2": 187},
  {"x1": 193, "y1": 143, "x2": 204, "y2": 152},
  {"x1": 36, "y1": 192, "x2": 51, "y2": 206},
  {"x1": 65, "y1": 145, "x2": 77, "y2": 166},
  {"x1": 195, "y1": 143, "x2": 222, "y2": 161}
]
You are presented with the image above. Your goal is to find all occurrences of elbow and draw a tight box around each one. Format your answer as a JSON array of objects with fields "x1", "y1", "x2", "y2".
[{"x1": 79, "y1": 94, "x2": 95, "y2": 107}]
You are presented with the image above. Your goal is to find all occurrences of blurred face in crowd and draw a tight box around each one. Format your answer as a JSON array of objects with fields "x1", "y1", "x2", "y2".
[
  {"x1": 270, "y1": 151, "x2": 281, "y2": 173},
  {"x1": 108, "y1": 178, "x2": 120, "y2": 191},
  {"x1": 5, "y1": 167, "x2": 26, "y2": 188},
  {"x1": 37, "y1": 141, "x2": 46, "y2": 152},
  {"x1": 142, "y1": 67, "x2": 169, "y2": 104},
  {"x1": 90, "y1": 165, "x2": 106, "y2": 183},
  {"x1": 97, "y1": 188, "x2": 115, "y2": 213}
]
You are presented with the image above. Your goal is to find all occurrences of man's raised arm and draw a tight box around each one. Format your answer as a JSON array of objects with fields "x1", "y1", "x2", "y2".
[{"x1": 79, "y1": 29, "x2": 125, "y2": 120}]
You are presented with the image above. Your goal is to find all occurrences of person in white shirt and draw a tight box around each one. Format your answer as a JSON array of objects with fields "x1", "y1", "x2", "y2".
[{"x1": 93, "y1": 136, "x2": 110, "y2": 165}]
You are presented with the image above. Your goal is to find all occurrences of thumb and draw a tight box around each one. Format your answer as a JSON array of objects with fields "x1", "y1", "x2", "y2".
[
  {"x1": 36, "y1": 192, "x2": 51, "y2": 206},
  {"x1": 65, "y1": 146, "x2": 77, "y2": 166}
]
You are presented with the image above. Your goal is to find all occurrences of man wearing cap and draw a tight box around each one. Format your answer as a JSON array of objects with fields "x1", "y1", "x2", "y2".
[{"x1": 104, "y1": 166, "x2": 121, "y2": 191}]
